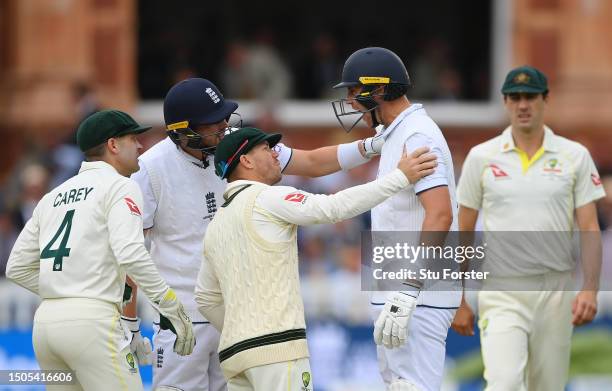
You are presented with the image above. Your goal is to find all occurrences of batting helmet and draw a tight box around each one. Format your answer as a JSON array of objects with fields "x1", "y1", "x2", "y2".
[
  {"x1": 332, "y1": 47, "x2": 411, "y2": 132},
  {"x1": 163, "y1": 78, "x2": 240, "y2": 157}
]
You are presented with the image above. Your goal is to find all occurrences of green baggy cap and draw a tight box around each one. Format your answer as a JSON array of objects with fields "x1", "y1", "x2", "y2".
[
  {"x1": 77, "y1": 109, "x2": 152, "y2": 152},
  {"x1": 214, "y1": 127, "x2": 282, "y2": 179},
  {"x1": 501, "y1": 65, "x2": 549, "y2": 94}
]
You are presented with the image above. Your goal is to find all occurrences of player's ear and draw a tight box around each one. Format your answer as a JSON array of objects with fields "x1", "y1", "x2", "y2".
[
  {"x1": 239, "y1": 154, "x2": 254, "y2": 169},
  {"x1": 106, "y1": 137, "x2": 119, "y2": 154}
]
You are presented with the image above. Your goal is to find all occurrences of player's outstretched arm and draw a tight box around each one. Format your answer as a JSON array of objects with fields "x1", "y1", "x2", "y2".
[
  {"x1": 260, "y1": 147, "x2": 436, "y2": 226},
  {"x1": 283, "y1": 131, "x2": 387, "y2": 177}
]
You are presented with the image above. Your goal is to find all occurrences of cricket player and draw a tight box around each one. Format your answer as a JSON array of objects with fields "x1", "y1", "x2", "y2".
[
  {"x1": 451, "y1": 66, "x2": 605, "y2": 390},
  {"x1": 332, "y1": 47, "x2": 461, "y2": 391},
  {"x1": 126, "y1": 77, "x2": 437, "y2": 391},
  {"x1": 6, "y1": 110, "x2": 195, "y2": 391},
  {"x1": 195, "y1": 126, "x2": 434, "y2": 390}
]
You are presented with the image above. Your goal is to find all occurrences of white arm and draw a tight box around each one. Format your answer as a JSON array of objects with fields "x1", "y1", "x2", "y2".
[
  {"x1": 257, "y1": 169, "x2": 409, "y2": 226},
  {"x1": 107, "y1": 180, "x2": 169, "y2": 303},
  {"x1": 6, "y1": 206, "x2": 41, "y2": 295},
  {"x1": 195, "y1": 250, "x2": 225, "y2": 331}
]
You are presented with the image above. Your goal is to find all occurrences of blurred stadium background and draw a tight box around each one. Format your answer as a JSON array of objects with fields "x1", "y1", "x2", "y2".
[{"x1": 1, "y1": 0, "x2": 611, "y2": 390}]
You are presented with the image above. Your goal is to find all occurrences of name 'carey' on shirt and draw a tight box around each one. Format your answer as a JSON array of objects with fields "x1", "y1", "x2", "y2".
[{"x1": 53, "y1": 187, "x2": 94, "y2": 207}]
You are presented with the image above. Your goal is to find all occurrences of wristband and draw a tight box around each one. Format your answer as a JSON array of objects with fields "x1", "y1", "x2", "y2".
[{"x1": 337, "y1": 140, "x2": 370, "y2": 170}]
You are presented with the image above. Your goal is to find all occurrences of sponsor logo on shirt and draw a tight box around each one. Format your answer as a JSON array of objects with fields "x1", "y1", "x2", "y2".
[
  {"x1": 592, "y1": 173, "x2": 602, "y2": 186},
  {"x1": 489, "y1": 164, "x2": 510, "y2": 179},
  {"x1": 124, "y1": 197, "x2": 142, "y2": 216},
  {"x1": 284, "y1": 192, "x2": 306, "y2": 203}
]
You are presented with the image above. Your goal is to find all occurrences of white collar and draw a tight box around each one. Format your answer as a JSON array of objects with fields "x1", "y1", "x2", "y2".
[
  {"x1": 223, "y1": 179, "x2": 266, "y2": 200},
  {"x1": 378, "y1": 103, "x2": 425, "y2": 140},
  {"x1": 78, "y1": 160, "x2": 119, "y2": 174}
]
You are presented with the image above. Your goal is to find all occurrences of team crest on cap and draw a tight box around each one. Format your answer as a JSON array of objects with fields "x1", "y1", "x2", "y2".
[
  {"x1": 205, "y1": 87, "x2": 220, "y2": 104},
  {"x1": 513, "y1": 72, "x2": 531, "y2": 84}
]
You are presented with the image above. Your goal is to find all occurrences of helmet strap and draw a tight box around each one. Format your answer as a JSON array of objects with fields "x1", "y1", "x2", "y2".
[
  {"x1": 370, "y1": 108, "x2": 381, "y2": 128},
  {"x1": 166, "y1": 128, "x2": 215, "y2": 168}
]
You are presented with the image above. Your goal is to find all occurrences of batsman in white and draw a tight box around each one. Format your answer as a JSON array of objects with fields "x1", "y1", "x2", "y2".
[
  {"x1": 125, "y1": 78, "x2": 435, "y2": 391},
  {"x1": 6, "y1": 110, "x2": 194, "y2": 391},
  {"x1": 195, "y1": 126, "x2": 435, "y2": 390},
  {"x1": 331, "y1": 47, "x2": 461, "y2": 391}
]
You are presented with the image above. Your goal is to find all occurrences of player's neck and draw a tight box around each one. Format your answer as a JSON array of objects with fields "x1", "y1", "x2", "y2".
[
  {"x1": 181, "y1": 145, "x2": 205, "y2": 160},
  {"x1": 511, "y1": 125, "x2": 545, "y2": 157},
  {"x1": 380, "y1": 97, "x2": 411, "y2": 127}
]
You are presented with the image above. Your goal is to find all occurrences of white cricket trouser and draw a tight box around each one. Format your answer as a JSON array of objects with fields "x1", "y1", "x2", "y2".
[
  {"x1": 478, "y1": 274, "x2": 573, "y2": 391},
  {"x1": 153, "y1": 322, "x2": 226, "y2": 391},
  {"x1": 226, "y1": 358, "x2": 312, "y2": 391},
  {"x1": 371, "y1": 305, "x2": 456, "y2": 391},
  {"x1": 33, "y1": 298, "x2": 143, "y2": 391}
]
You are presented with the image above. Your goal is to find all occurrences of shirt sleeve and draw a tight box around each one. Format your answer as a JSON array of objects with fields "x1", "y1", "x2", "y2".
[
  {"x1": 255, "y1": 168, "x2": 410, "y2": 226},
  {"x1": 194, "y1": 248, "x2": 225, "y2": 331},
  {"x1": 574, "y1": 147, "x2": 606, "y2": 208},
  {"x1": 404, "y1": 133, "x2": 449, "y2": 194},
  {"x1": 130, "y1": 161, "x2": 157, "y2": 229},
  {"x1": 6, "y1": 203, "x2": 41, "y2": 295},
  {"x1": 106, "y1": 178, "x2": 168, "y2": 302},
  {"x1": 456, "y1": 149, "x2": 484, "y2": 210},
  {"x1": 273, "y1": 142, "x2": 293, "y2": 173}
]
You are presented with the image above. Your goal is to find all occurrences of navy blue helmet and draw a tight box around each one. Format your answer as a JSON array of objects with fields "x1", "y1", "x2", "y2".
[{"x1": 332, "y1": 47, "x2": 410, "y2": 132}]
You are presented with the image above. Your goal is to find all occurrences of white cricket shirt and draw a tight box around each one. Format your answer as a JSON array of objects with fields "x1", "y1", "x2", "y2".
[
  {"x1": 457, "y1": 126, "x2": 606, "y2": 275},
  {"x1": 371, "y1": 103, "x2": 461, "y2": 308},
  {"x1": 7, "y1": 161, "x2": 169, "y2": 307}
]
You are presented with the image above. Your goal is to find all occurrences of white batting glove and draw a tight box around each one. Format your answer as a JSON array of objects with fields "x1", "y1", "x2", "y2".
[
  {"x1": 373, "y1": 292, "x2": 417, "y2": 349},
  {"x1": 120, "y1": 316, "x2": 153, "y2": 366},
  {"x1": 156, "y1": 288, "x2": 195, "y2": 356},
  {"x1": 362, "y1": 130, "x2": 385, "y2": 158}
]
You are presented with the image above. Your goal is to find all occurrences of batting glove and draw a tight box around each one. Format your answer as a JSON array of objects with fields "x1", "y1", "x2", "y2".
[
  {"x1": 373, "y1": 292, "x2": 417, "y2": 349},
  {"x1": 156, "y1": 288, "x2": 196, "y2": 356},
  {"x1": 120, "y1": 316, "x2": 153, "y2": 366},
  {"x1": 362, "y1": 129, "x2": 385, "y2": 158}
]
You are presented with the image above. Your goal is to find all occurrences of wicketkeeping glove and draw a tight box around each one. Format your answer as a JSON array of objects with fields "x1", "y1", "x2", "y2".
[
  {"x1": 373, "y1": 292, "x2": 417, "y2": 349},
  {"x1": 156, "y1": 288, "x2": 195, "y2": 356},
  {"x1": 120, "y1": 316, "x2": 153, "y2": 366}
]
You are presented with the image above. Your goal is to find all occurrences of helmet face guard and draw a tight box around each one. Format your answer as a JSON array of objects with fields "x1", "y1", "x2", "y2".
[
  {"x1": 331, "y1": 83, "x2": 387, "y2": 132},
  {"x1": 331, "y1": 47, "x2": 411, "y2": 132},
  {"x1": 166, "y1": 113, "x2": 243, "y2": 155}
]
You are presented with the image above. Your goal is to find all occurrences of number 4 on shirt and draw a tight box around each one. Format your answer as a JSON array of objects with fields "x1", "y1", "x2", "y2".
[{"x1": 41, "y1": 209, "x2": 75, "y2": 271}]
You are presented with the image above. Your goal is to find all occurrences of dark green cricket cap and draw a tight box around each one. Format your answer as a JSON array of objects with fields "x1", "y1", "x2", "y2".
[
  {"x1": 501, "y1": 65, "x2": 549, "y2": 94},
  {"x1": 214, "y1": 127, "x2": 282, "y2": 179},
  {"x1": 76, "y1": 109, "x2": 152, "y2": 152}
]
